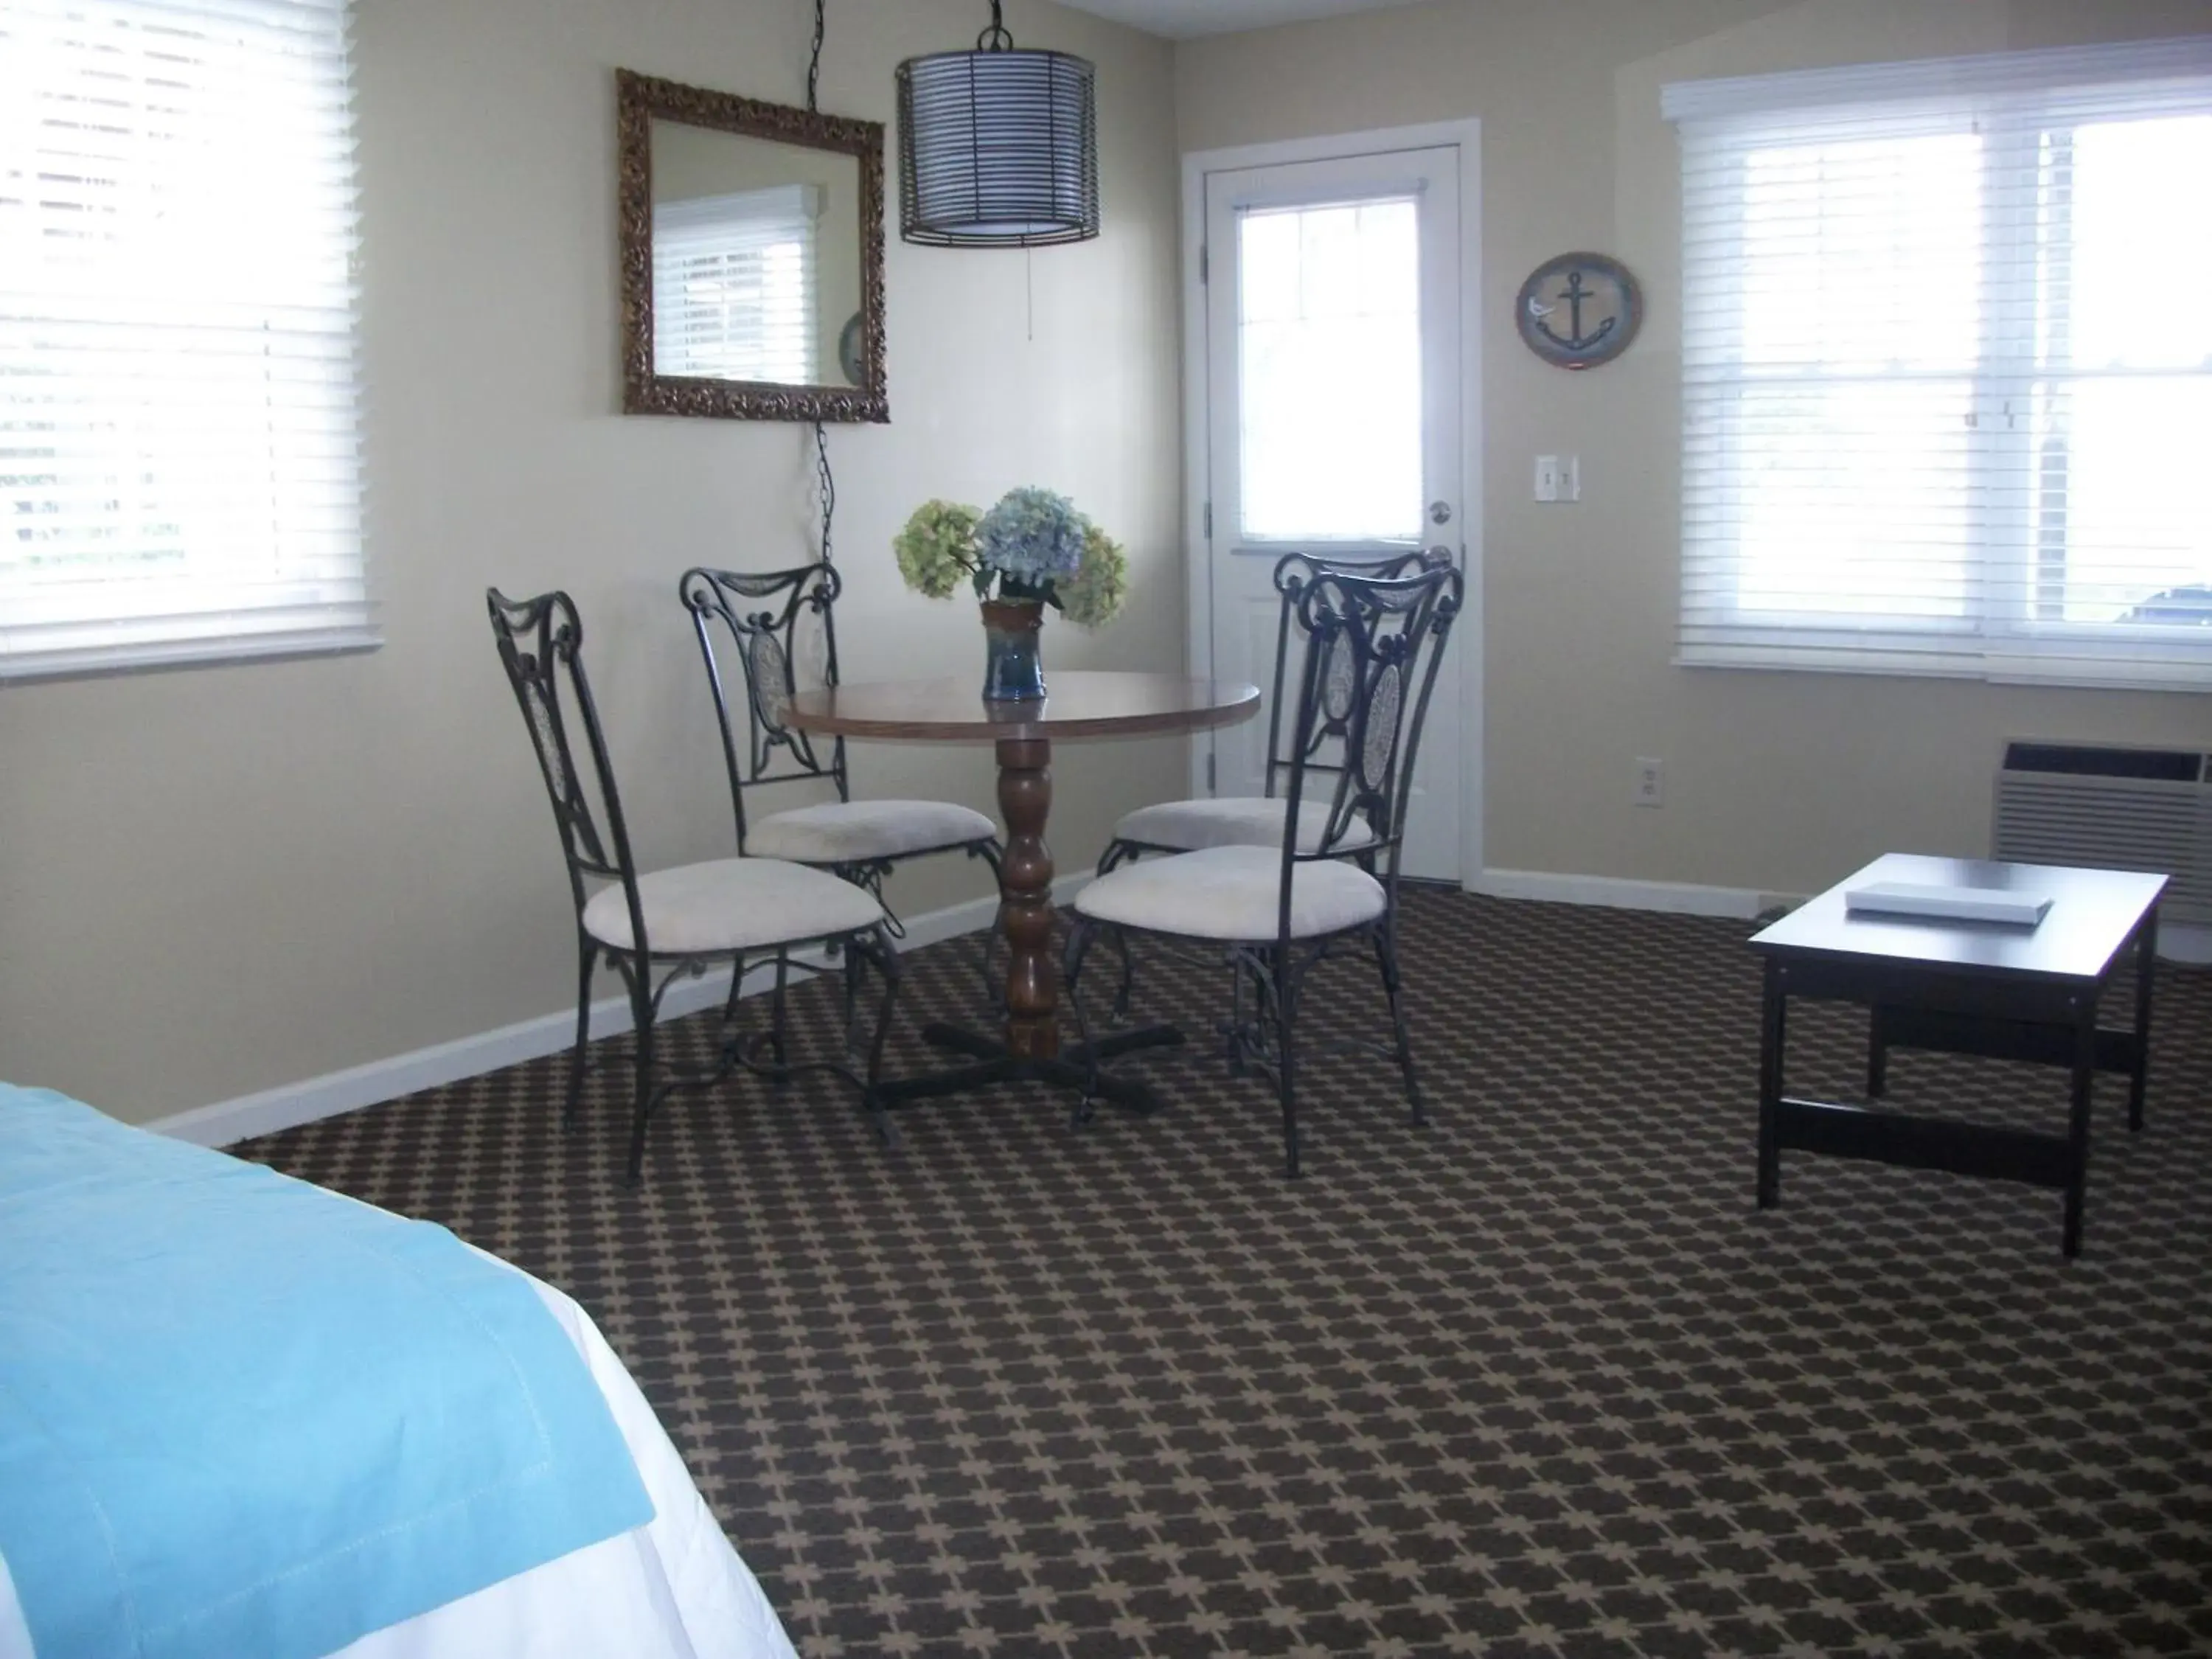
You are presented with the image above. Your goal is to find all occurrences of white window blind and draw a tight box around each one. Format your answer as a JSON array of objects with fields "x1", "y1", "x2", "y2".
[
  {"x1": 0, "y1": 0, "x2": 370, "y2": 681},
  {"x1": 1666, "y1": 38, "x2": 2212, "y2": 690},
  {"x1": 651, "y1": 185, "x2": 820, "y2": 386}
]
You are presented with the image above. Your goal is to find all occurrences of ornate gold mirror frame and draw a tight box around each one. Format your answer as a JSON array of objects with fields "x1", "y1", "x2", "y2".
[{"x1": 616, "y1": 69, "x2": 888, "y2": 422}]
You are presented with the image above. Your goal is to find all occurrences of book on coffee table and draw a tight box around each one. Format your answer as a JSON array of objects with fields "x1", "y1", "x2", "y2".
[{"x1": 1843, "y1": 880, "x2": 2053, "y2": 927}]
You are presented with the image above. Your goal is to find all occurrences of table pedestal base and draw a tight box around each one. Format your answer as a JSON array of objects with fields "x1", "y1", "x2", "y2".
[{"x1": 880, "y1": 1020, "x2": 1183, "y2": 1116}]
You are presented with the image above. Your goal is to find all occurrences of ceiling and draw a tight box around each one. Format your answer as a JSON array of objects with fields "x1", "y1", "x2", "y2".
[{"x1": 1054, "y1": 0, "x2": 1432, "y2": 41}]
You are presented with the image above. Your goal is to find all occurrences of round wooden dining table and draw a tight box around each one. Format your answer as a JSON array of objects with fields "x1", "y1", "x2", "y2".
[{"x1": 783, "y1": 670, "x2": 1260, "y2": 1111}]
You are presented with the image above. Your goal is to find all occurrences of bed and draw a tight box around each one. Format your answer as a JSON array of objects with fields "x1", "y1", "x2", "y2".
[{"x1": 0, "y1": 1085, "x2": 798, "y2": 1659}]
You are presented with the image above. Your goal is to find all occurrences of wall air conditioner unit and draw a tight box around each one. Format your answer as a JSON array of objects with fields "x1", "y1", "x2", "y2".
[{"x1": 1992, "y1": 742, "x2": 2212, "y2": 930}]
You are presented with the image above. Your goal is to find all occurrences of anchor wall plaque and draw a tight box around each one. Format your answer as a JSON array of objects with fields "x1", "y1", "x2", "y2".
[{"x1": 1515, "y1": 252, "x2": 1642, "y2": 370}]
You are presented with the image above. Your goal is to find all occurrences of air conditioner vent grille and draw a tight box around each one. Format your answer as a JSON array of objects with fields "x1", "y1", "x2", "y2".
[
  {"x1": 2000, "y1": 742, "x2": 2203, "y2": 783},
  {"x1": 1993, "y1": 743, "x2": 2212, "y2": 927}
]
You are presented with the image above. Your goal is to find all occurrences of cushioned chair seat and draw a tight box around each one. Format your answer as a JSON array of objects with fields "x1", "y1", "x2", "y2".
[
  {"x1": 1112, "y1": 795, "x2": 1376, "y2": 856},
  {"x1": 1075, "y1": 845, "x2": 1385, "y2": 942},
  {"x1": 582, "y1": 858, "x2": 883, "y2": 954},
  {"x1": 747, "y1": 799, "x2": 997, "y2": 864}
]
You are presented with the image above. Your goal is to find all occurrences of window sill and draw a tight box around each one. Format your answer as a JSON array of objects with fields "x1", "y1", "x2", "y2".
[
  {"x1": 0, "y1": 630, "x2": 383, "y2": 686},
  {"x1": 1673, "y1": 649, "x2": 2212, "y2": 695}
]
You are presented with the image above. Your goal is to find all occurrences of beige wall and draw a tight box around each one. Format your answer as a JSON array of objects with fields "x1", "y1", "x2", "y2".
[
  {"x1": 1177, "y1": 0, "x2": 2212, "y2": 900},
  {"x1": 0, "y1": 0, "x2": 1183, "y2": 1124}
]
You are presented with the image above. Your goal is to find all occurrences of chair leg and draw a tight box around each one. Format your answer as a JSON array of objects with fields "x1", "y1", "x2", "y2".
[
  {"x1": 1062, "y1": 919, "x2": 1104, "y2": 1127},
  {"x1": 1270, "y1": 947, "x2": 1302, "y2": 1178},
  {"x1": 768, "y1": 950, "x2": 791, "y2": 1083},
  {"x1": 843, "y1": 944, "x2": 864, "y2": 1058},
  {"x1": 1109, "y1": 928, "x2": 1136, "y2": 1023},
  {"x1": 978, "y1": 901, "x2": 1006, "y2": 1018},
  {"x1": 971, "y1": 841, "x2": 1007, "y2": 1018},
  {"x1": 718, "y1": 950, "x2": 748, "y2": 1062},
  {"x1": 565, "y1": 939, "x2": 598, "y2": 1130},
  {"x1": 859, "y1": 925, "x2": 902, "y2": 1148},
  {"x1": 1377, "y1": 928, "x2": 1425, "y2": 1126},
  {"x1": 1225, "y1": 957, "x2": 1251, "y2": 1076},
  {"x1": 1096, "y1": 841, "x2": 1136, "y2": 1021},
  {"x1": 622, "y1": 970, "x2": 658, "y2": 1186}
]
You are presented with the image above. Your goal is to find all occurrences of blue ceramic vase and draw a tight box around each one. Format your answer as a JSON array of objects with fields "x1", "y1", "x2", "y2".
[{"x1": 980, "y1": 598, "x2": 1047, "y2": 701}]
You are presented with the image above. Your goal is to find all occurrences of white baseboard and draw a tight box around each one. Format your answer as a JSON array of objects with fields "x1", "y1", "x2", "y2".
[
  {"x1": 1474, "y1": 867, "x2": 1781, "y2": 920},
  {"x1": 152, "y1": 872, "x2": 1091, "y2": 1149}
]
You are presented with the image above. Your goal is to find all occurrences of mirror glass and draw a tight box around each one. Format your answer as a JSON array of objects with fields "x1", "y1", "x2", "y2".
[
  {"x1": 650, "y1": 121, "x2": 863, "y2": 389},
  {"x1": 617, "y1": 72, "x2": 886, "y2": 422}
]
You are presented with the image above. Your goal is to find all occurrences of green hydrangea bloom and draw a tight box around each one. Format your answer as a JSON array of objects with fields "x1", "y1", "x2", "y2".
[
  {"x1": 893, "y1": 499, "x2": 981, "y2": 600},
  {"x1": 1057, "y1": 523, "x2": 1129, "y2": 629}
]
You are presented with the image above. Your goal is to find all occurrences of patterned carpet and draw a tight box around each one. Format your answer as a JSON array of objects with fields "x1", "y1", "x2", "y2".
[{"x1": 237, "y1": 889, "x2": 2212, "y2": 1658}]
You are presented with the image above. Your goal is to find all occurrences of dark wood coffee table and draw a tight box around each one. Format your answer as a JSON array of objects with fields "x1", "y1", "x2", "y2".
[{"x1": 1748, "y1": 853, "x2": 2166, "y2": 1257}]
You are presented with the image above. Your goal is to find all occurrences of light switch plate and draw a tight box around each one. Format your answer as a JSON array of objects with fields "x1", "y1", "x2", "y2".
[{"x1": 1534, "y1": 455, "x2": 1580, "y2": 503}]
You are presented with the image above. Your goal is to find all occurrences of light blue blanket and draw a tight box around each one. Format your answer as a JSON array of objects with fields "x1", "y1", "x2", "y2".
[{"x1": 0, "y1": 1085, "x2": 653, "y2": 1659}]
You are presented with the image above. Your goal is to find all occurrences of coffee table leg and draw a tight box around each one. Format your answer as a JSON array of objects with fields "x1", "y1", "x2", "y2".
[
  {"x1": 2063, "y1": 992, "x2": 2097, "y2": 1259},
  {"x1": 1864, "y1": 1005, "x2": 1888, "y2": 1099},
  {"x1": 1758, "y1": 959, "x2": 1787, "y2": 1208},
  {"x1": 996, "y1": 736, "x2": 1057, "y2": 1060},
  {"x1": 2129, "y1": 907, "x2": 2157, "y2": 1133}
]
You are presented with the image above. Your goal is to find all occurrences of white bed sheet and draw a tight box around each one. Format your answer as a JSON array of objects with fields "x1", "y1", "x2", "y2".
[{"x1": 0, "y1": 1269, "x2": 798, "y2": 1659}]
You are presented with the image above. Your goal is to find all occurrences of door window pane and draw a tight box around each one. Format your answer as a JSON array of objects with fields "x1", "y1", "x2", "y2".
[{"x1": 1237, "y1": 198, "x2": 1421, "y2": 541}]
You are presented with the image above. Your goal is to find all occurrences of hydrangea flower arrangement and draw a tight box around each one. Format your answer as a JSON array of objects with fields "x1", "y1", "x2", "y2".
[{"x1": 894, "y1": 487, "x2": 1129, "y2": 628}]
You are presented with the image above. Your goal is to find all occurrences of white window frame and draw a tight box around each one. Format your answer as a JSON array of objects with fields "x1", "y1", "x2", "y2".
[
  {"x1": 0, "y1": 0, "x2": 372, "y2": 682},
  {"x1": 1666, "y1": 38, "x2": 2212, "y2": 692}
]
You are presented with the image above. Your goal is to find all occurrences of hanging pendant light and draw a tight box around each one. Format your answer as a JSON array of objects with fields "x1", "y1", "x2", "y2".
[{"x1": 896, "y1": 0, "x2": 1098, "y2": 247}]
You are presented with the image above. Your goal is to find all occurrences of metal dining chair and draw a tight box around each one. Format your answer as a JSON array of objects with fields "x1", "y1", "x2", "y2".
[
  {"x1": 1094, "y1": 547, "x2": 1448, "y2": 1016},
  {"x1": 681, "y1": 563, "x2": 1004, "y2": 1004},
  {"x1": 1063, "y1": 560, "x2": 1464, "y2": 1176},
  {"x1": 1099, "y1": 547, "x2": 1442, "y2": 872},
  {"x1": 487, "y1": 587, "x2": 903, "y2": 1183}
]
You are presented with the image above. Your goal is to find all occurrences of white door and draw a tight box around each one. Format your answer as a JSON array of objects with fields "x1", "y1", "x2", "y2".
[{"x1": 1198, "y1": 145, "x2": 1466, "y2": 880}]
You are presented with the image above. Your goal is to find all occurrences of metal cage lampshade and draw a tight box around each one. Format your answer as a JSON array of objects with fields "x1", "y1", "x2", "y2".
[{"x1": 896, "y1": 13, "x2": 1098, "y2": 248}]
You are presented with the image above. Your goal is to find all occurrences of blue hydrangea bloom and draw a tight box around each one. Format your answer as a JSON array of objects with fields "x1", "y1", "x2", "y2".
[{"x1": 978, "y1": 487, "x2": 1088, "y2": 582}]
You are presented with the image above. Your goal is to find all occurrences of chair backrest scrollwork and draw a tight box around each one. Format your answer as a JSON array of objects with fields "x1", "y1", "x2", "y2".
[
  {"x1": 486, "y1": 587, "x2": 651, "y2": 956},
  {"x1": 681, "y1": 562, "x2": 849, "y2": 852},
  {"x1": 1274, "y1": 559, "x2": 1464, "y2": 936},
  {"x1": 1265, "y1": 549, "x2": 1455, "y2": 844}
]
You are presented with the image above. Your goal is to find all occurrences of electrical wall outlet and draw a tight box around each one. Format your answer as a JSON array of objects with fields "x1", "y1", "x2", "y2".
[{"x1": 1633, "y1": 757, "x2": 1664, "y2": 807}]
